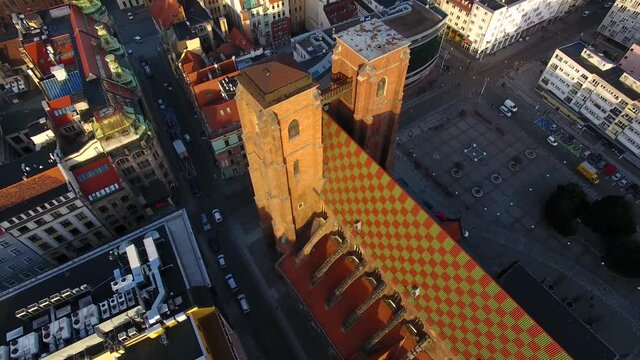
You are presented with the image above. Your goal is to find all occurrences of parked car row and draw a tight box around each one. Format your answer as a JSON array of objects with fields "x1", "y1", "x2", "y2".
[
  {"x1": 201, "y1": 209, "x2": 224, "y2": 231},
  {"x1": 213, "y1": 244, "x2": 251, "y2": 314}
]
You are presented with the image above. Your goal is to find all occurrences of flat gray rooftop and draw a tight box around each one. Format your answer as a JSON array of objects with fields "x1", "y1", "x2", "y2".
[
  {"x1": 382, "y1": 3, "x2": 445, "y2": 40},
  {"x1": 335, "y1": 19, "x2": 409, "y2": 61}
]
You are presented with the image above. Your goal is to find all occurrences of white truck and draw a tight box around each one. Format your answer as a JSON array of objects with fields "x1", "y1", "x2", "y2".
[{"x1": 173, "y1": 139, "x2": 187, "y2": 160}]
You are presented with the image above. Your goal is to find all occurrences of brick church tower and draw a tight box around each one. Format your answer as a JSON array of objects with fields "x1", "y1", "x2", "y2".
[
  {"x1": 329, "y1": 20, "x2": 410, "y2": 170},
  {"x1": 235, "y1": 60, "x2": 325, "y2": 251}
]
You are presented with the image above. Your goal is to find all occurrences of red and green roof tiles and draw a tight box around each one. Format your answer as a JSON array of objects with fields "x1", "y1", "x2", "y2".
[{"x1": 320, "y1": 117, "x2": 571, "y2": 360}]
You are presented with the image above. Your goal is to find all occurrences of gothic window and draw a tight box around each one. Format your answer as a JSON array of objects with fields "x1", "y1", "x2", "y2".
[
  {"x1": 376, "y1": 77, "x2": 387, "y2": 97},
  {"x1": 293, "y1": 160, "x2": 300, "y2": 176},
  {"x1": 288, "y1": 119, "x2": 300, "y2": 140}
]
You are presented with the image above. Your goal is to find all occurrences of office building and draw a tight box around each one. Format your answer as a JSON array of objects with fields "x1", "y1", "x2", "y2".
[{"x1": 598, "y1": 0, "x2": 640, "y2": 48}]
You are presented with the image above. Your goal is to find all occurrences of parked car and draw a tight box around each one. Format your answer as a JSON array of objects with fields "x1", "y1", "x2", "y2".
[
  {"x1": 546, "y1": 136, "x2": 558, "y2": 146},
  {"x1": 618, "y1": 179, "x2": 630, "y2": 188},
  {"x1": 212, "y1": 209, "x2": 223, "y2": 223},
  {"x1": 550, "y1": 123, "x2": 558, "y2": 131},
  {"x1": 127, "y1": 12, "x2": 134, "y2": 20},
  {"x1": 611, "y1": 173, "x2": 623, "y2": 182},
  {"x1": 237, "y1": 294, "x2": 251, "y2": 313},
  {"x1": 126, "y1": 48, "x2": 133, "y2": 54},
  {"x1": 190, "y1": 181, "x2": 202, "y2": 197},
  {"x1": 499, "y1": 105, "x2": 512, "y2": 117},
  {"x1": 503, "y1": 99, "x2": 518, "y2": 112},
  {"x1": 183, "y1": 133, "x2": 192, "y2": 143},
  {"x1": 582, "y1": 10, "x2": 590, "y2": 16},
  {"x1": 581, "y1": 150, "x2": 591, "y2": 159},
  {"x1": 604, "y1": 2, "x2": 612, "y2": 7},
  {"x1": 157, "y1": 98, "x2": 165, "y2": 109},
  {"x1": 142, "y1": 63, "x2": 153, "y2": 78},
  {"x1": 225, "y1": 274, "x2": 239, "y2": 292},
  {"x1": 133, "y1": 35, "x2": 143, "y2": 43},
  {"x1": 217, "y1": 254, "x2": 227, "y2": 269},
  {"x1": 201, "y1": 213, "x2": 211, "y2": 231}
]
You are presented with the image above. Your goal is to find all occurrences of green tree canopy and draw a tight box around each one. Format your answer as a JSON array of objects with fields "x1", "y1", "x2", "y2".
[
  {"x1": 584, "y1": 196, "x2": 636, "y2": 238},
  {"x1": 544, "y1": 183, "x2": 589, "y2": 237}
]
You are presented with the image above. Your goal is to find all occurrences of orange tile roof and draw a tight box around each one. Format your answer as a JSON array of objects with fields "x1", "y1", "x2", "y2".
[
  {"x1": 73, "y1": 29, "x2": 110, "y2": 81},
  {"x1": 202, "y1": 98, "x2": 240, "y2": 135},
  {"x1": 46, "y1": 95, "x2": 76, "y2": 128},
  {"x1": 229, "y1": 28, "x2": 253, "y2": 52},
  {"x1": 318, "y1": 115, "x2": 570, "y2": 359},
  {"x1": 241, "y1": 61, "x2": 308, "y2": 95},
  {"x1": 69, "y1": 4, "x2": 97, "y2": 37},
  {"x1": 187, "y1": 60, "x2": 238, "y2": 85},
  {"x1": 0, "y1": 167, "x2": 67, "y2": 212},
  {"x1": 149, "y1": 0, "x2": 183, "y2": 30},
  {"x1": 279, "y1": 235, "x2": 419, "y2": 359},
  {"x1": 179, "y1": 50, "x2": 205, "y2": 74}
]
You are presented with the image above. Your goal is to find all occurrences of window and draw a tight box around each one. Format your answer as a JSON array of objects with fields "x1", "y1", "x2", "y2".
[
  {"x1": 34, "y1": 264, "x2": 48, "y2": 273},
  {"x1": 27, "y1": 234, "x2": 41, "y2": 243},
  {"x1": 376, "y1": 77, "x2": 387, "y2": 97},
  {"x1": 23, "y1": 256, "x2": 35, "y2": 264},
  {"x1": 6, "y1": 264, "x2": 19, "y2": 272},
  {"x1": 34, "y1": 218, "x2": 46, "y2": 226},
  {"x1": 20, "y1": 271, "x2": 33, "y2": 279},
  {"x1": 293, "y1": 160, "x2": 300, "y2": 176},
  {"x1": 50, "y1": 210, "x2": 63, "y2": 219},
  {"x1": 38, "y1": 242, "x2": 53, "y2": 251},
  {"x1": 138, "y1": 159, "x2": 151, "y2": 169},
  {"x1": 0, "y1": 241, "x2": 10, "y2": 248},
  {"x1": 94, "y1": 230, "x2": 106, "y2": 241},
  {"x1": 16, "y1": 225, "x2": 30, "y2": 234},
  {"x1": 44, "y1": 227, "x2": 57, "y2": 236},
  {"x1": 75, "y1": 213, "x2": 88, "y2": 221},
  {"x1": 3, "y1": 279, "x2": 17, "y2": 287},
  {"x1": 67, "y1": 203, "x2": 79, "y2": 212},
  {"x1": 9, "y1": 248, "x2": 23, "y2": 256},
  {"x1": 288, "y1": 120, "x2": 300, "y2": 140}
]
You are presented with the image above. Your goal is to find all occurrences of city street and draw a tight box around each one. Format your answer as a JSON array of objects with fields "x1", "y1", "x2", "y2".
[
  {"x1": 396, "y1": 2, "x2": 640, "y2": 357},
  {"x1": 104, "y1": 3, "x2": 334, "y2": 360}
]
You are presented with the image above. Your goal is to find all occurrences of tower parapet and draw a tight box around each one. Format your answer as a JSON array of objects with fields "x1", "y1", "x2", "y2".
[
  {"x1": 105, "y1": 54, "x2": 137, "y2": 90},
  {"x1": 96, "y1": 24, "x2": 124, "y2": 56}
]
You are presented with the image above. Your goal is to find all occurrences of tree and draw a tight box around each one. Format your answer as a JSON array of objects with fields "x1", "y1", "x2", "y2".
[
  {"x1": 544, "y1": 183, "x2": 589, "y2": 236},
  {"x1": 584, "y1": 196, "x2": 636, "y2": 238},
  {"x1": 603, "y1": 236, "x2": 640, "y2": 278}
]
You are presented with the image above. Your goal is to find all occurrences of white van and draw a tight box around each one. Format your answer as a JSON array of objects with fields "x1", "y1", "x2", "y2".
[{"x1": 503, "y1": 99, "x2": 518, "y2": 112}]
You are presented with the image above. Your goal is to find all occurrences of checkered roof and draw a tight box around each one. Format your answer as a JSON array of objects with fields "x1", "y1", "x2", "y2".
[{"x1": 320, "y1": 116, "x2": 570, "y2": 359}]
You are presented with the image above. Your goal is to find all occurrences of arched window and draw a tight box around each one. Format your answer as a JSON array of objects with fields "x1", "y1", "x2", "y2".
[
  {"x1": 376, "y1": 77, "x2": 387, "y2": 97},
  {"x1": 288, "y1": 119, "x2": 300, "y2": 140},
  {"x1": 293, "y1": 160, "x2": 300, "y2": 176}
]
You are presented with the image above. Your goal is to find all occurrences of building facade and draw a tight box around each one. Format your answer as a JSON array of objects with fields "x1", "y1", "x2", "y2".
[
  {"x1": 538, "y1": 42, "x2": 640, "y2": 158},
  {"x1": 226, "y1": 0, "x2": 291, "y2": 46},
  {"x1": 598, "y1": 0, "x2": 640, "y2": 48},
  {"x1": 0, "y1": 0, "x2": 64, "y2": 34},
  {"x1": 437, "y1": 0, "x2": 585, "y2": 57},
  {"x1": 0, "y1": 231, "x2": 51, "y2": 291},
  {"x1": 329, "y1": 20, "x2": 410, "y2": 170}
]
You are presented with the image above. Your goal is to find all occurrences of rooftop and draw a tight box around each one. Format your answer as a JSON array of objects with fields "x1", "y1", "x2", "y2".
[
  {"x1": 559, "y1": 42, "x2": 640, "y2": 101},
  {"x1": 70, "y1": 155, "x2": 122, "y2": 203},
  {"x1": 149, "y1": 0, "x2": 183, "y2": 30},
  {"x1": 0, "y1": 210, "x2": 212, "y2": 359},
  {"x1": 183, "y1": 0, "x2": 212, "y2": 25},
  {"x1": 0, "y1": 143, "x2": 68, "y2": 219},
  {"x1": 316, "y1": 116, "x2": 569, "y2": 359},
  {"x1": 203, "y1": 98, "x2": 241, "y2": 138},
  {"x1": 335, "y1": 19, "x2": 409, "y2": 61},
  {"x1": 0, "y1": 36, "x2": 24, "y2": 67},
  {"x1": 382, "y1": 2, "x2": 446, "y2": 40},
  {"x1": 237, "y1": 56, "x2": 314, "y2": 108}
]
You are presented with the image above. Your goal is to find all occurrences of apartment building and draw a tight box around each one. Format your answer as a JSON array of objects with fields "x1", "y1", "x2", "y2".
[
  {"x1": 226, "y1": 0, "x2": 291, "y2": 46},
  {"x1": 538, "y1": 42, "x2": 640, "y2": 159},
  {"x1": 598, "y1": 0, "x2": 640, "y2": 48},
  {"x1": 179, "y1": 54, "x2": 247, "y2": 178},
  {"x1": 15, "y1": 5, "x2": 175, "y2": 229},
  {"x1": 0, "y1": 0, "x2": 63, "y2": 34},
  {"x1": 0, "y1": 144, "x2": 113, "y2": 274},
  {"x1": 437, "y1": 0, "x2": 585, "y2": 57}
]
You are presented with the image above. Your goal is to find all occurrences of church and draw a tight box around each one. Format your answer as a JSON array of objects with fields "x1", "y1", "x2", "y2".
[{"x1": 235, "y1": 19, "x2": 569, "y2": 360}]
